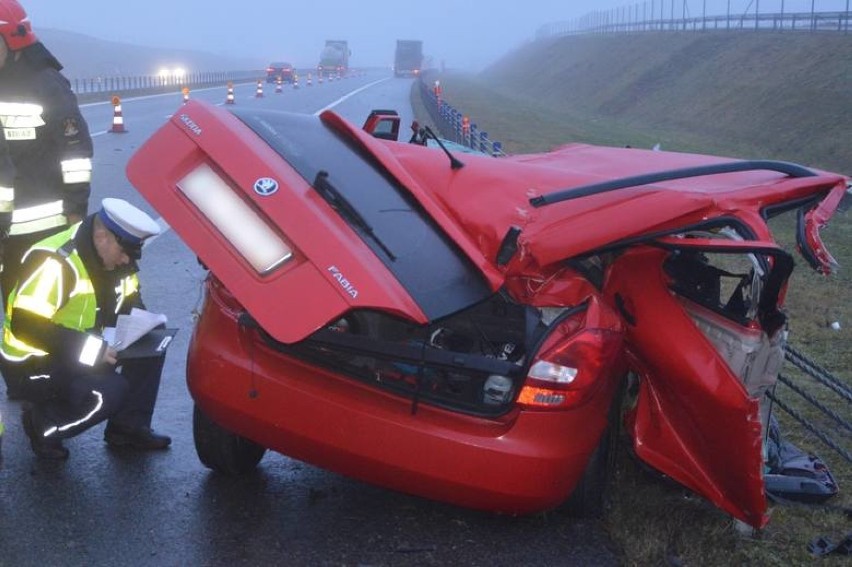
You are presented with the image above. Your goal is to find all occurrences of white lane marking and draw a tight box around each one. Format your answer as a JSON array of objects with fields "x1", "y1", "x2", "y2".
[{"x1": 313, "y1": 78, "x2": 390, "y2": 115}]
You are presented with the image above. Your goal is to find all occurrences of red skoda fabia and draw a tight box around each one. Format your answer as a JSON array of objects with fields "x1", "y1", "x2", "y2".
[{"x1": 127, "y1": 100, "x2": 848, "y2": 528}]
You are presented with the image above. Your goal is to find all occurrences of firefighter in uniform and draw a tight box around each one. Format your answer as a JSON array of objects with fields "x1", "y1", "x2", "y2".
[
  {"x1": 2, "y1": 198, "x2": 171, "y2": 460},
  {"x1": 0, "y1": 1, "x2": 94, "y2": 398}
]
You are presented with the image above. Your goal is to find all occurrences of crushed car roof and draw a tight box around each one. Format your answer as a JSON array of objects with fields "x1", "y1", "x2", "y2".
[
  {"x1": 127, "y1": 101, "x2": 848, "y2": 343},
  {"x1": 353, "y1": 132, "x2": 847, "y2": 272}
]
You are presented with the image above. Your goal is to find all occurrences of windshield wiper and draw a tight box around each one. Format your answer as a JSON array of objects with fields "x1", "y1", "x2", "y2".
[
  {"x1": 420, "y1": 125, "x2": 465, "y2": 170},
  {"x1": 312, "y1": 170, "x2": 396, "y2": 261}
]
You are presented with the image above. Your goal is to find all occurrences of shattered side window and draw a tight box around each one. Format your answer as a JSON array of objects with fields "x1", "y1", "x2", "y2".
[{"x1": 664, "y1": 228, "x2": 764, "y2": 323}]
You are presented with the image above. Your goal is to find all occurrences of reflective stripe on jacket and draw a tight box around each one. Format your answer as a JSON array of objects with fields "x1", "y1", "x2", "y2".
[
  {"x1": 0, "y1": 43, "x2": 93, "y2": 235},
  {"x1": 1, "y1": 223, "x2": 139, "y2": 365},
  {"x1": 7, "y1": 199, "x2": 65, "y2": 235}
]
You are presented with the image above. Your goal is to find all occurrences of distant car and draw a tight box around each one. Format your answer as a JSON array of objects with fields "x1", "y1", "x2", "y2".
[
  {"x1": 266, "y1": 62, "x2": 294, "y2": 84},
  {"x1": 127, "y1": 100, "x2": 849, "y2": 528}
]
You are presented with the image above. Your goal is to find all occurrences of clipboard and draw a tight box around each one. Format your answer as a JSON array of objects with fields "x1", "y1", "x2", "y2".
[{"x1": 117, "y1": 328, "x2": 179, "y2": 360}]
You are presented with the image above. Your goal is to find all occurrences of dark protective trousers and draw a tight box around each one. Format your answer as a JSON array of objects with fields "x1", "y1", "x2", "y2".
[{"x1": 17, "y1": 355, "x2": 165, "y2": 440}]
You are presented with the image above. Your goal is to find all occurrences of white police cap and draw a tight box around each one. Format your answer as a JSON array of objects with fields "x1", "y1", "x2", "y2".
[{"x1": 98, "y1": 198, "x2": 160, "y2": 247}]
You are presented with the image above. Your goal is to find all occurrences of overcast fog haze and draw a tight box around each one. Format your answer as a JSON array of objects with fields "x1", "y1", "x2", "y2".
[{"x1": 18, "y1": 1, "x2": 852, "y2": 72}]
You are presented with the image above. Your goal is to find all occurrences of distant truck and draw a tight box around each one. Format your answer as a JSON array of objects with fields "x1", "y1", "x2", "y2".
[
  {"x1": 394, "y1": 40, "x2": 423, "y2": 77},
  {"x1": 318, "y1": 40, "x2": 350, "y2": 78}
]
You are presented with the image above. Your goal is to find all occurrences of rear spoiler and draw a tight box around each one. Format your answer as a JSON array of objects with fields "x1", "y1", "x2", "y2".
[
  {"x1": 524, "y1": 159, "x2": 849, "y2": 275},
  {"x1": 529, "y1": 160, "x2": 818, "y2": 207}
]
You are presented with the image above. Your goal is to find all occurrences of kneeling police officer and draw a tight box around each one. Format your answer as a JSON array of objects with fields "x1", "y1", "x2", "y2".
[{"x1": 1, "y1": 198, "x2": 171, "y2": 460}]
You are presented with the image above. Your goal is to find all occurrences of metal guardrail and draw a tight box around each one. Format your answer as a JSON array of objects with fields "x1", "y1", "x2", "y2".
[
  {"x1": 417, "y1": 78, "x2": 506, "y2": 157},
  {"x1": 70, "y1": 70, "x2": 263, "y2": 101},
  {"x1": 769, "y1": 345, "x2": 852, "y2": 464},
  {"x1": 70, "y1": 70, "x2": 261, "y2": 96},
  {"x1": 69, "y1": 67, "x2": 359, "y2": 104},
  {"x1": 69, "y1": 67, "x2": 354, "y2": 96},
  {"x1": 538, "y1": 8, "x2": 852, "y2": 38}
]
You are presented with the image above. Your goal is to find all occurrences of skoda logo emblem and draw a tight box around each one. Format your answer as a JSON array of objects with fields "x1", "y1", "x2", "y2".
[{"x1": 253, "y1": 177, "x2": 278, "y2": 196}]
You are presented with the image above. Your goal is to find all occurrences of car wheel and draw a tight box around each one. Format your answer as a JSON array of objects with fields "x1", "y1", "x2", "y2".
[
  {"x1": 564, "y1": 378, "x2": 626, "y2": 517},
  {"x1": 193, "y1": 404, "x2": 266, "y2": 475}
]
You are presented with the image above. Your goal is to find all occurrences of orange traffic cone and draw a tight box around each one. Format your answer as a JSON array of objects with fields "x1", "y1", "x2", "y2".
[
  {"x1": 225, "y1": 82, "x2": 235, "y2": 104},
  {"x1": 255, "y1": 80, "x2": 264, "y2": 98},
  {"x1": 307, "y1": 73, "x2": 312, "y2": 87},
  {"x1": 293, "y1": 76, "x2": 300, "y2": 89},
  {"x1": 275, "y1": 77, "x2": 282, "y2": 94},
  {"x1": 109, "y1": 95, "x2": 126, "y2": 133},
  {"x1": 182, "y1": 86, "x2": 190, "y2": 104}
]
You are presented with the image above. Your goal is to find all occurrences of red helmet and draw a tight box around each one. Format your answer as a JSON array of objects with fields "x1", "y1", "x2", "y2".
[{"x1": 0, "y1": 0, "x2": 37, "y2": 51}]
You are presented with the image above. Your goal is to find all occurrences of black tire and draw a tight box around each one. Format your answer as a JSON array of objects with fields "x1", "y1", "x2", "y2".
[
  {"x1": 564, "y1": 380, "x2": 626, "y2": 518},
  {"x1": 192, "y1": 404, "x2": 266, "y2": 475},
  {"x1": 564, "y1": 428, "x2": 612, "y2": 517}
]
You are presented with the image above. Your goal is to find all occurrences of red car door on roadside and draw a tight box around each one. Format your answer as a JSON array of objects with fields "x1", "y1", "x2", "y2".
[{"x1": 605, "y1": 237, "x2": 798, "y2": 528}]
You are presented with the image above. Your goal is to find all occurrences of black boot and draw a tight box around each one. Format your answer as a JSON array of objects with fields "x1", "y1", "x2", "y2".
[
  {"x1": 104, "y1": 424, "x2": 171, "y2": 450},
  {"x1": 22, "y1": 407, "x2": 69, "y2": 460}
]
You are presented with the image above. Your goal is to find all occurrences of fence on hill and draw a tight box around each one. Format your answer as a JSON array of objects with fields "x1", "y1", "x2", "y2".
[{"x1": 537, "y1": 2, "x2": 851, "y2": 38}]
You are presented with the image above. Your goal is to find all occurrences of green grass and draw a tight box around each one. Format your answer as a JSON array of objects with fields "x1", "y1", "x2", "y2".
[
  {"x1": 475, "y1": 32, "x2": 852, "y2": 175},
  {"x1": 411, "y1": 33, "x2": 851, "y2": 564}
]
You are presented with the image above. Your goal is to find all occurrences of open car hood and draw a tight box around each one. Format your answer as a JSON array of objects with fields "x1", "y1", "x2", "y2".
[{"x1": 127, "y1": 101, "x2": 501, "y2": 343}]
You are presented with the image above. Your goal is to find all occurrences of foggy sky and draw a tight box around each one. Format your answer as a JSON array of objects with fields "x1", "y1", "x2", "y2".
[{"x1": 19, "y1": 1, "x2": 852, "y2": 71}]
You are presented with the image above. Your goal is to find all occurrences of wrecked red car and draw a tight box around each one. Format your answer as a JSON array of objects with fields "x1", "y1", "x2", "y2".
[{"x1": 126, "y1": 100, "x2": 848, "y2": 528}]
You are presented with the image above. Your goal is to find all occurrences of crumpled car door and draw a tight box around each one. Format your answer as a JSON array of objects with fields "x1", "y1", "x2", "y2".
[
  {"x1": 604, "y1": 234, "x2": 799, "y2": 528},
  {"x1": 513, "y1": 155, "x2": 848, "y2": 528}
]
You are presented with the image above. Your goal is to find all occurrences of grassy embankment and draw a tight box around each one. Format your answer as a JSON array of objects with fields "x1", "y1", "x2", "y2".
[{"x1": 414, "y1": 31, "x2": 851, "y2": 566}]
